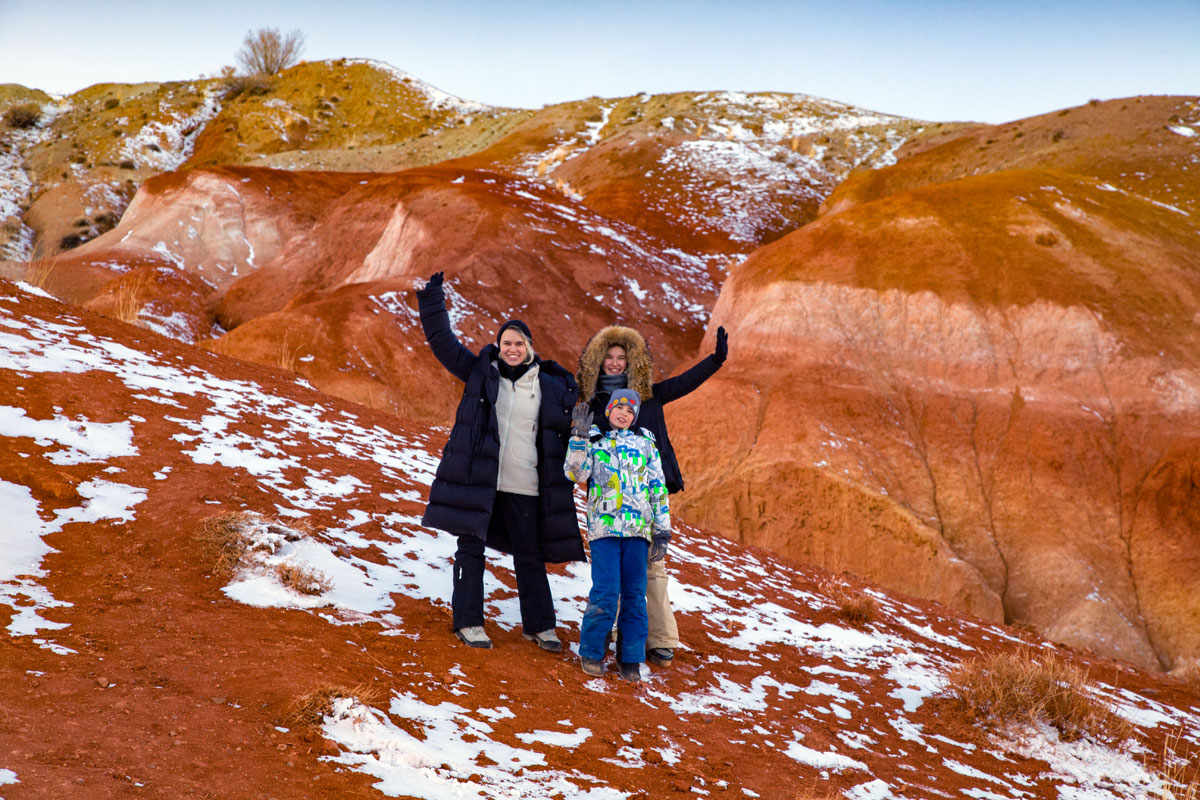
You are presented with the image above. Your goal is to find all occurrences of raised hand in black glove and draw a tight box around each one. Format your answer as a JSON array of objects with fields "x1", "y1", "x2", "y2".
[
  {"x1": 712, "y1": 325, "x2": 729, "y2": 365},
  {"x1": 649, "y1": 534, "x2": 669, "y2": 562},
  {"x1": 423, "y1": 272, "x2": 444, "y2": 292},
  {"x1": 570, "y1": 403, "x2": 594, "y2": 438}
]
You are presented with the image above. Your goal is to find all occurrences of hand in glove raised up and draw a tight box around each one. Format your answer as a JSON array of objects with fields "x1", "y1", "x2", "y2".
[
  {"x1": 712, "y1": 325, "x2": 729, "y2": 365},
  {"x1": 423, "y1": 272, "x2": 444, "y2": 292},
  {"x1": 570, "y1": 404, "x2": 594, "y2": 438}
]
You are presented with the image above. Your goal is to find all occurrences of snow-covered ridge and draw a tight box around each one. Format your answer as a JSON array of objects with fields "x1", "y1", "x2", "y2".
[
  {"x1": 695, "y1": 90, "x2": 908, "y2": 136},
  {"x1": 510, "y1": 89, "x2": 919, "y2": 251},
  {"x1": 340, "y1": 58, "x2": 493, "y2": 114}
]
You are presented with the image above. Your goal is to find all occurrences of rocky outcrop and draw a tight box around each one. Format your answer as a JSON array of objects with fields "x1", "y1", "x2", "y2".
[
  {"x1": 670, "y1": 166, "x2": 1200, "y2": 671},
  {"x1": 46, "y1": 164, "x2": 723, "y2": 420},
  {"x1": 1, "y1": 79, "x2": 226, "y2": 259}
]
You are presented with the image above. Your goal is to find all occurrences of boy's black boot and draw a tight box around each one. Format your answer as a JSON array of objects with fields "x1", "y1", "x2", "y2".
[{"x1": 617, "y1": 661, "x2": 642, "y2": 682}]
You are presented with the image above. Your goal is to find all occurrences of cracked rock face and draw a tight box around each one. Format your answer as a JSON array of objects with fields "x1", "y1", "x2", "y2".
[{"x1": 671, "y1": 167, "x2": 1200, "y2": 672}]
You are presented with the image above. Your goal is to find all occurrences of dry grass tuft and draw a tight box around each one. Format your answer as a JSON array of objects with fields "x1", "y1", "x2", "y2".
[
  {"x1": 25, "y1": 256, "x2": 61, "y2": 290},
  {"x1": 198, "y1": 512, "x2": 332, "y2": 596},
  {"x1": 819, "y1": 576, "x2": 879, "y2": 629},
  {"x1": 4, "y1": 103, "x2": 42, "y2": 129},
  {"x1": 287, "y1": 683, "x2": 386, "y2": 729},
  {"x1": 276, "y1": 330, "x2": 303, "y2": 372},
  {"x1": 221, "y1": 74, "x2": 276, "y2": 100},
  {"x1": 275, "y1": 561, "x2": 332, "y2": 595},
  {"x1": 834, "y1": 592, "x2": 880, "y2": 628},
  {"x1": 203, "y1": 336, "x2": 232, "y2": 357},
  {"x1": 1150, "y1": 727, "x2": 1200, "y2": 800},
  {"x1": 197, "y1": 512, "x2": 255, "y2": 578},
  {"x1": 946, "y1": 650, "x2": 1131, "y2": 743},
  {"x1": 110, "y1": 274, "x2": 147, "y2": 323},
  {"x1": 791, "y1": 780, "x2": 842, "y2": 800}
]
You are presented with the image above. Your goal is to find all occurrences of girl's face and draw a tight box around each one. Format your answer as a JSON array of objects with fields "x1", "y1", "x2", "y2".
[
  {"x1": 499, "y1": 331, "x2": 528, "y2": 366},
  {"x1": 603, "y1": 346, "x2": 627, "y2": 376},
  {"x1": 608, "y1": 404, "x2": 635, "y2": 430}
]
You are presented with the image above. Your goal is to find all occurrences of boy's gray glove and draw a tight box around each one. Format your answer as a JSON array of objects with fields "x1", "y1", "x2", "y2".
[
  {"x1": 649, "y1": 534, "x2": 669, "y2": 563},
  {"x1": 570, "y1": 404, "x2": 593, "y2": 438}
]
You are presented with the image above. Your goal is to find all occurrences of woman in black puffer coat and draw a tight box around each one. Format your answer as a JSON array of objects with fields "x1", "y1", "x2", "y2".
[
  {"x1": 417, "y1": 272, "x2": 582, "y2": 652},
  {"x1": 577, "y1": 324, "x2": 727, "y2": 666}
]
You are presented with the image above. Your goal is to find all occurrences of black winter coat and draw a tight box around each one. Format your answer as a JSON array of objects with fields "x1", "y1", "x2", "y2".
[
  {"x1": 588, "y1": 356, "x2": 721, "y2": 494},
  {"x1": 417, "y1": 285, "x2": 584, "y2": 563}
]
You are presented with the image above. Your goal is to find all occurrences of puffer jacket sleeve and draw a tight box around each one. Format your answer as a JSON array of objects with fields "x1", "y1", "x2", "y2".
[
  {"x1": 564, "y1": 432, "x2": 594, "y2": 483},
  {"x1": 416, "y1": 283, "x2": 475, "y2": 383},
  {"x1": 645, "y1": 439, "x2": 671, "y2": 538},
  {"x1": 653, "y1": 354, "x2": 721, "y2": 405}
]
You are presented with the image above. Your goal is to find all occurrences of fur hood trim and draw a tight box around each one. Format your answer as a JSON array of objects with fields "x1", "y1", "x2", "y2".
[{"x1": 578, "y1": 325, "x2": 654, "y2": 401}]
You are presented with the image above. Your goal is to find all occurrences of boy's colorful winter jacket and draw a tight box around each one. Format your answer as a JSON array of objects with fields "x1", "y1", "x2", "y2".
[{"x1": 564, "y1": 425, "x2": 671, "y2": 543}]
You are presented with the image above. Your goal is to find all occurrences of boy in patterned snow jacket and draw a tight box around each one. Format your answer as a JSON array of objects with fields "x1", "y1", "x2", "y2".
[{"x1": 564, "y1": 389, "x2": 670, "y2": 682}]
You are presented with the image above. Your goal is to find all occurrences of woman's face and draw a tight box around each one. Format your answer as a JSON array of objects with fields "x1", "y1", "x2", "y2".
[
  {"x1": 499, "y1": 331, "x2": 528, "y2": 366},
  {"x1": 603, "y1": 346, "x2": 627, "y2": 376}
]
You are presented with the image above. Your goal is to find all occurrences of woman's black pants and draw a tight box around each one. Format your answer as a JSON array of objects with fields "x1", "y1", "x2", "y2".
[{"x1": 451, "y1": 492, "x2": 556, "y2": 635}]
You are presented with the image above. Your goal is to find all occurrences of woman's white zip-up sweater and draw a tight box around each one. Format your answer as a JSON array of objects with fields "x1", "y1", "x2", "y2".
[{"x1": 494, "y1": 362, "x2": 541, "y2": 496}]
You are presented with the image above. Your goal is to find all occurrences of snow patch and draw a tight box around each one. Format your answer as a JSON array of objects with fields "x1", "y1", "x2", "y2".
[
  {"x1": 118, "y1": 86, "x2": 223, "y2": 171},
  {"x1": 784, "y1": 738, "x2": 868, "y2": 772},
  {"x1": 0, "y1": 476, "x2": 144, "y2": 647},
  {"x1": 0, "y1": 406, "x2": 136, "y2": 464},
  {"x1": 322, "y1": 695, "x2": 628, "y2": 799},
  {"x1": 991, "y1": 722, "x2": 1162, "y2": 798}
]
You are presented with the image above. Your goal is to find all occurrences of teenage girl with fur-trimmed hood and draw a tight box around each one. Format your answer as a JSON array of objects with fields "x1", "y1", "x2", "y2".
[{"x1": 576, "y1": 324, "x2": 728, "y2": 666}]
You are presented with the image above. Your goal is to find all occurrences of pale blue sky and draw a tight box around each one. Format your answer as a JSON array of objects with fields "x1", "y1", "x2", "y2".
[{"x1": 3, "y1": 0, "x2": 1197, "y2": 123}]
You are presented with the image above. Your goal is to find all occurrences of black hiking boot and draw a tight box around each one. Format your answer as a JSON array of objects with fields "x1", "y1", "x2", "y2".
[
  {"x1": 647, "y1": 647, "x2": 674, "y2": 667},
  {"x1": 523, "y1": 629, "x2": 563, "y2": 652},
  {"x1": 453, "y1": 626, "x2": 493, "y2": 649},
  {"x1": 581, "y1": 657, "x2": 605, "y2": 677},
  {"x1": 617, "y1": 661, "x2": 642, "y2": 682}
]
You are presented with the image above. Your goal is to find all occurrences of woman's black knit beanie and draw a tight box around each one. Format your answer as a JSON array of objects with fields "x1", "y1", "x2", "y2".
[{"x1": 497, "y1": 319, "x2": 532, "y2": 344}]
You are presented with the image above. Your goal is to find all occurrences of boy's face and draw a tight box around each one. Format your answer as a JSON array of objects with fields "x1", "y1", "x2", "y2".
[{"x1": 608, "y1": 404, "x2": 635, "y2": 430}]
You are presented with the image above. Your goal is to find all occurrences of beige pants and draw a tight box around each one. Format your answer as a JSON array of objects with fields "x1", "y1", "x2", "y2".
[{"x1": 646, "y1": 557, "x2": 678, "y2": 649}]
